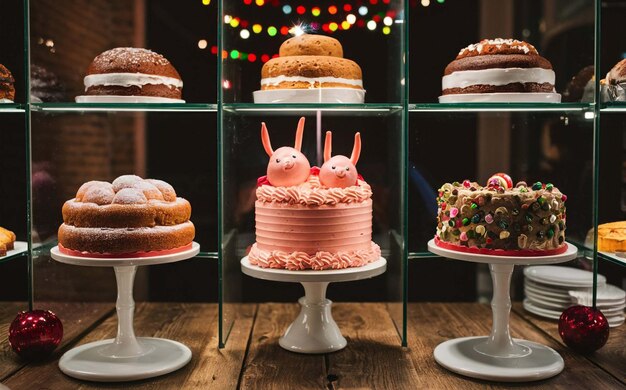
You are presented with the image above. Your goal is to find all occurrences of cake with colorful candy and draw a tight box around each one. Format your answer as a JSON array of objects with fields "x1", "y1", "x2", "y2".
[
  {"x1": 435, "y1": 173, "x2": 567, "y2": 255},
  {"x1": 249, "y1": 117, "x2": 380, "y2": 270},
  {"x1": 58, "y1": 175, "x2": 195, "y2": 256}
]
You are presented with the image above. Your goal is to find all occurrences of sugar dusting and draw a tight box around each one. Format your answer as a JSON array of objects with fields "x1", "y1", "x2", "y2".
[
  {"x1": 94, "y1": 47, "x2": 171, "y2": 67},
  {"x1": 458, "y1": 39, "x2": 538, "y2": 57}
]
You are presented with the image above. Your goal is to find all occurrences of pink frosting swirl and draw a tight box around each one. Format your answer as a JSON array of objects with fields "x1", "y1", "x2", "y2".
[
  {"x1": 257, "y1": 175, "x2": 372, "y2": 205},
  {"x1": 248, "y1": 242, "x2": 381, "y2": 270}
]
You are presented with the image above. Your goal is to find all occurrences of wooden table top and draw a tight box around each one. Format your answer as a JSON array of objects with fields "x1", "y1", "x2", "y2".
[{"x1": 1, "y1": 302, "x2": 624, "y2": 389}]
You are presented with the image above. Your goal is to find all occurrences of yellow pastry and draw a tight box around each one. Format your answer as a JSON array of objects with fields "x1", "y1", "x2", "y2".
[{"x1": 597, "y1": 221, "x2": 626, "y2": 252}]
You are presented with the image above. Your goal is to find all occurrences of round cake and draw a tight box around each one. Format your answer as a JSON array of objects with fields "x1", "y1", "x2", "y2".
[
  {"x1": 435, "y1": 174, "x2": 567, "y2": 256},
  {"x1": 58, "y1": 175, "x2": 195, "y2": 255},
  {"x1": 442, "y1": 39, "x2": 555, "y2": 95},
  {"x1": 261, "y1": 34, "x2": 363, "y2": 91},
  {"x1": 0, "y1": 64, "x2": 16, "y2": 103},
  {"x1": 83, "y1": 48, "x2": 183, "y2": 100},
  {"x1": 0, "y1": 227, "x2": 16, "y2": 257},
  {"x1": 249, "y1": 118, "x2": 380, "y2": 270}
]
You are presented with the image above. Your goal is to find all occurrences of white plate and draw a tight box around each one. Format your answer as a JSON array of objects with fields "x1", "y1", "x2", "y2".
[
  {"x1": 569, "y1": 284, "x2": 626, "y2": 303},
  {"x1": 434, "y1": 336, "x2": 564, "y2": 382},
  {"x1": 59, "y1": 337, "x2": 191, "y2": 382},
  {"x1": 524, "y1": 299, "x2": 624, "y2": 327},
  {"x1": 2, "y1": 241, "x2": 28, "y2": 258},
  {"x1": 253, "y1": 88, "x2": 365, "y2": 104},
  {"x1": 0, "y1": 98, "x2": 14, "y2": 103},
  {"x1": 524, "y1": 283, "x2": 572, "y2": 299},
  {"x1": 240, "y1": 256, "x2": 386, "y2": 283},
  {"x1": 524, "y1": 266, "x2": 605, "y2": 287},
  {"x1": 75, "y1": 95, "x2": 185, "y2": 103},
  {"x1": 50, "y1": 242, "x2": 200, "y2": 267},
  {"x1": 438, "y1": 92, "x2": 561, "y2": 103},
  {"x1": 427, "y1": 240, "x2": 577, "y2": 265},
  {"x1": 524, "y1": 289, "x2": 573, "y2": 305}
]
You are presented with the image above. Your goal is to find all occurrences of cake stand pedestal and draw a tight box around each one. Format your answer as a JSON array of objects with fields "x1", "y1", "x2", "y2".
[
  {"x1": 241, "y1": 256, "x2": 386, "y2": 354},
  {"x1": 427, "y1": 240, "x2": 577, "y2": 382},
  {"x1": 50, "y1": 242, "x2": 200, "y2": 382}
]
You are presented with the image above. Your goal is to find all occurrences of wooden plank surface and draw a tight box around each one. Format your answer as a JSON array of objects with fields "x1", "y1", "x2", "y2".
[
  {"x1": 3, "y1": 303, "x2": 255, "y2": 389},
  {"x1": 0, "y1": 302, "x2": 112, "y2": 382},
  {"x1": 512, "y1": 302, "x2": 626, "y2": 384},
  {"x1": 0, "y1": 301, "x2": 28, "y2": 380},
  {"x1": 239, "y1": 303, "x2": 327, "y2": 390},
  {"x1": 407, "y1": 303, "x2": 624, "y2": 389},
  {"x1": 328, "y1": 302, "x2": 420, "y2": 390}
]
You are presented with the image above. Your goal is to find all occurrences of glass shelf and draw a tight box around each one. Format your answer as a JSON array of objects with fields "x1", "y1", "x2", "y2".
[
  {"x1": 409, "y1": 103, "x2": 593, "y2": 113},
  {"x1": 0, "y1": 250, "x2": 27, "y2": 266},
  {"x1": 0, "y1": 103, "x2": 25, "y2": 113},
  {"x1": 599, "y1": 102, "x2": 626, "y2": 112},
  {"x1": 223, "y1": 103, "x2": 403, "y2": 115},
  {"x1": 30, "y1": 103, "x2": 218, "y2": 113},
  {"x1": 598, "y1": 251, "x2": 626, "y2": 267}
]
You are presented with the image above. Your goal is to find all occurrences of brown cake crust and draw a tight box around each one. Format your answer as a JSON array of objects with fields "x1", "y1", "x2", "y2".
[
  {"x1": 58, "y1": 175, "x2": 195, "y2": 254},
  {"x1": 84, "y1": 84, "x2": 182, "y2": 99},
  {"x1": 0, "y1": 64, "x2": 16, "y2": 101},
  {"x1": 443, "y1": 82, "x2": 555, "y2": 95},
  {"x1": 279, "y1": 35, "x2": 343, "y2": 58},
  {"x1": 85, "y1": 48, "x2": 182, "y2": 99},
  {"x1": 444, "y1": 54, "x2": 552, "y2": 75},
  {"x1": 456, "y1": 39, "x2": 539, "y2": 59},
  {"x1": 62, "y1": 198, "x2": 191, "y2": 228},
  {"x1": 58, "y1": 222, "x2": 195, "y2": 254},
  {"x1": 261, "y1": 56, "x2": 362, "y2": 89},
  {"x1": 86, "y1": 48, "x2": 180, "y2": 79}
]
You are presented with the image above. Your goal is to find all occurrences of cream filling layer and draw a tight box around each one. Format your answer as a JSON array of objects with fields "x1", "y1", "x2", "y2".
[
  {"x1": 84, "y1": 72, "x2": 183, "y2": 91},
  {"x1": 261, "y1": 75, "x2": 363, "y2": 88},
  {"x1": 442, "y1": 68, "x2": 555, "y2": 90}
]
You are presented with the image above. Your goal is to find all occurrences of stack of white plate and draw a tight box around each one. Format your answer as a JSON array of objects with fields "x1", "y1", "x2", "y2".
[{"x1": 523, "y1": 266, "x2": 625, "y2": 327}]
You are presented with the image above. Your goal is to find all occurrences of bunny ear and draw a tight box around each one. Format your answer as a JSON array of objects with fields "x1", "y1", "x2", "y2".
[
  {"x1": 350, "y1": 132, "x2": 361, "y2": 166},
  {"x1": 261, "y1": 122, "x2": 274, "y2": 157},
  {"x1": 324, "y1": 131, "x2": 332, "y2": 163},
  {"x1": 294, "y1": 117, "x2": 305, "y2": 151}
]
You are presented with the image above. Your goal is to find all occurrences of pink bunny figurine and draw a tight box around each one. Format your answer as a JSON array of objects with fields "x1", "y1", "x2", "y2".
[
  {"x1": 261, "y1": 117, "x2": 311, "y2": 187},
  {"x1": 319, "y1": 131, "x2": 361, "y2": 188}
]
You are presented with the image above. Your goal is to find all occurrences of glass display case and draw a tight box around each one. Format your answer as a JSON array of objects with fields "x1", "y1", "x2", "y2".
[{"x1": 0, "y1": 0, "x2": 624, "y2": 379}]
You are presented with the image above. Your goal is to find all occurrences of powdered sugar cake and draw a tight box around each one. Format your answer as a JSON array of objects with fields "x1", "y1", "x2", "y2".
[
  {"x1": 83, "y1": 47, "x2": 183, "y2": 100},
  {"x1": 58, "y1": 175, "x2": 195, "y2": 255},
  {"x1": 249, "y1": 117, "x2": 380, "y2": 270}
]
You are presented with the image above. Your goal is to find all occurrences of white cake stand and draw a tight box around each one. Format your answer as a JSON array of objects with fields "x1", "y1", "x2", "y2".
[
  {"x1": 50, "y1": 242, "x2": 200, "y2": 382},
  {"x1": 241, "y1": 256, "x2": 386, "y2": 354},
  {"x1": 427, "y1": 239, "x2": 578, "y2": 382}
]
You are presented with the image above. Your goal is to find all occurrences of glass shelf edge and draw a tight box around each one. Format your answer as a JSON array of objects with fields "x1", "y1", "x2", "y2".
[
  {"x1": 30, "y1": 103, "x2": 218, "y2": 113},
  {"x1": 0, "y1": 103, "x2": 25, "y2": 112},
  {"x1": 0, "y1": 251, "x2": 27, "y2": 265},
  {"x1": 597, "y1": 251, "x2": 626, "y2": 267},
  {"x1": 409, "y1": 103, "x2": 593, "y2": 112},
  {"x1": 223, "y1": 103, "x2": 403, "y2": 113}
]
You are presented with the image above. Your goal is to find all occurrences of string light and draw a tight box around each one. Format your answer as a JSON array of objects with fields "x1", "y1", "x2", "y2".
[
  {"x1": 240, "y1": 29, "x2": 250, "y2": 39},
  {"x1": 296, "y1": 5, "x2": 306, "y2": 15},
  {"x1": 383, "y1": 16, "x2": 393, "y2": 26},
  {"x1": 328, "y1": 5, "x2": 338, "y2": 14},
  {"x1": 382, "y1": 26, "x2": 391, "y2": 34},
  {"x1": 252, "y1": 24, "x2": 262, "y2": 33},
  {"x1": 347, "y1": 14, "x2": 356, "y2": 24},
  {"x1": 197, "y1": 39, "x2": 208, "y2": 49},
  {"x1": 421, "y1": 0, "x2": 430, "y2": 6},
  {"x1": 282, "y1": 5, "x2": 292, "y2": 14},
  {"x1": 267, "y1": 26, "x2": 278, "y2": 36},
  {"x1": 367, "y1": 20, "x2": 376, "y2": 30},
  {"x1": 312, "y1": 7, "x2": 321, "y2": 16},
  {"x1": 358, "y1": 6, "x2": 368, "y2": 15},
  {"x1": 201, "y1": 0, "x2": 210, "y2": 5}
]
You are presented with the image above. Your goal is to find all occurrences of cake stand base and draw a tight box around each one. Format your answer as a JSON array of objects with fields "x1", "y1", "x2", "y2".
[
  {"x1": 58, "y1": 337, "x2": 192, "y2": 382},
  {"x1": 434, "y1": 336, "x2": 564, "y2": 382},
  {"x1": 241, "y1": 257, "x2": 386, "y2": 354}
]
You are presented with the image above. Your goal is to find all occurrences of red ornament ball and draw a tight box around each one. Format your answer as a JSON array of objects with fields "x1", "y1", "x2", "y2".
[
  {"x1": 9, "y1": 310, "x2": 63, "y2": 360},
  {"x1": 558, "y1": 305, "x2": 609, "y2": 354}
]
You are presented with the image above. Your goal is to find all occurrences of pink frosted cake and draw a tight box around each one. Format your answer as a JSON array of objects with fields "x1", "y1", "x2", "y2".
[{"x1": 248, "y1": 117, "x2": 380, "y2": 270}]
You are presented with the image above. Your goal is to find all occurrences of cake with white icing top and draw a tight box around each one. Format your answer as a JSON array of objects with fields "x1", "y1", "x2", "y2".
[
  {"x1": 442, "y1": 39, "x2": 556, "y2": 96},
  {"x1": 435, "y1": 173, "x2": 567, "y2": 256},
  {"x1": 261, "y1": 34, "x2": 364, "y2": 91},
  {"x1": 249, "y1": 117, "x2": 380, "y2": 270},
  {"x1": 84, "y1": 48, "x2": 183, "y2": 100}
]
